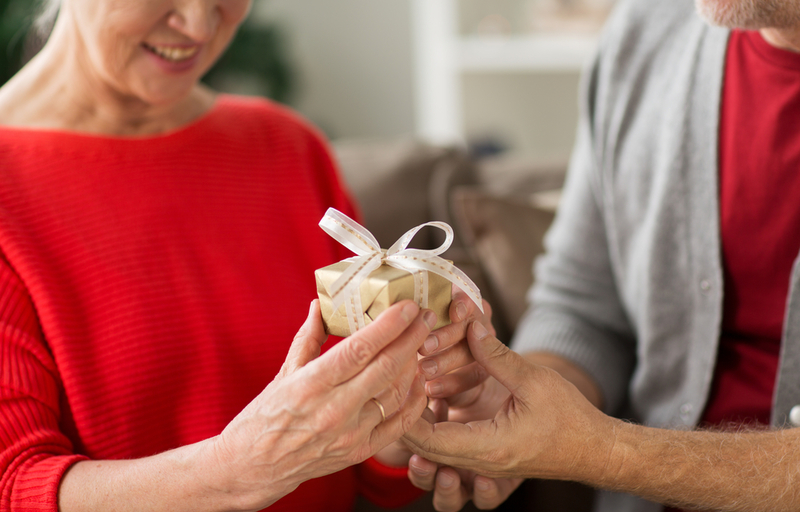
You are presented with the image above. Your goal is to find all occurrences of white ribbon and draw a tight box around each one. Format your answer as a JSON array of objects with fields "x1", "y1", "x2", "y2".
[{"x1": 319, "y1": 208, "x2": 484, "y2": 335}]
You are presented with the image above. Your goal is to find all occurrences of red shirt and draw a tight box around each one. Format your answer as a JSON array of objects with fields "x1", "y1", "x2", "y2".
[
  {"x1": 0, "y1": 96, "x2": 418, "y2": 511},
  {"x1": 668, "y1": 29, "x2": 800, "y2": 512}
]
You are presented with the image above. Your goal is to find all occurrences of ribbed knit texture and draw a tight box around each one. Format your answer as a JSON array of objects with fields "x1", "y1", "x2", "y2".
[{"x1": 0, "y1": 95, "x2": 419, "y2": 511}]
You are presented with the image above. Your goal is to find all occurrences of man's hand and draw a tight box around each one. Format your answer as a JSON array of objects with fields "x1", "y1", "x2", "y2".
[
  {"x1": 406, "y1": 292, "x2": 523, "y2": 511},
  {"x1": 406, "y1": 321, "x2": 615, "y2": 482},
  {"x1": 406, "y1": 320, "x2": 800, "y2": 512},
  {"x1": 408, "y1": 454, "x2": 524, "y2": 512}
]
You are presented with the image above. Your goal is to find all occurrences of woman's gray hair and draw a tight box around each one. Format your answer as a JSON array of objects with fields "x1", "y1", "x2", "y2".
[
  {"x1": 24, "y1": 0, "x2": 60, "y2": 60},
  {"x1": 33, "y1": 0, "x2": 61, "y2": 39}
]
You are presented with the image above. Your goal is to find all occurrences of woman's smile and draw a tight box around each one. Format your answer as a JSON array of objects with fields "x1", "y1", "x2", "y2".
[
  {"x1": 141, "y1": 41, "x2": 203, "y2": 72},
  {"x1": 141, "y1": 42, "x2": 201, "y2": 63}
]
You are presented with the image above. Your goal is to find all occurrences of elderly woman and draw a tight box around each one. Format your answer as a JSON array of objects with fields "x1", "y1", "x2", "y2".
[{"x1": 0, "y1": 0, "x2": 463, "y2": 510}]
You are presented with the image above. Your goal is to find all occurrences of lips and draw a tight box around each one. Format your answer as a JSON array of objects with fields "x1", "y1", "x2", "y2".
[{"x1": 142, "y1": 42, "x2": 200, "y2": 62}]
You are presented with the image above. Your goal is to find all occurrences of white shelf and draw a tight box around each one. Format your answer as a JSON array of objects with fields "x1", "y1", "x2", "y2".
[
  {"x1": 457, "y1": 34, "x2": 599, "y2": 73},
  {"x1": 411, "y1": 0, "x2": 600, "y2": 144}
]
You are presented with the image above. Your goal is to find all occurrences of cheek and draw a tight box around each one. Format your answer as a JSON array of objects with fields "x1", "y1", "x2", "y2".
[
  {"x1": 222, "y1": 0, "x2": 252, "y2": 24},
  {"x1": 92, "y1": 7, "x2": 164, "y2": 60},
  {"x1": 206, "y1": 0, "x2": 251, "y2": 59}
]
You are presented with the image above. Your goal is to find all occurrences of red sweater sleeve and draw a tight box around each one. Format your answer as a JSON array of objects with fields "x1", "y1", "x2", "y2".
[{"x1": 0, "y1": 257, "x2": 87, "y2": 511}]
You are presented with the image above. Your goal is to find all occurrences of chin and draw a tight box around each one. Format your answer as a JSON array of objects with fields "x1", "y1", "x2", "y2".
[
  {"x1": 695, "y1": 0, "x2": 800, "y2": 29},
  {"x1": 133, "y1": 81, "x2": 198, "y2": 108}
]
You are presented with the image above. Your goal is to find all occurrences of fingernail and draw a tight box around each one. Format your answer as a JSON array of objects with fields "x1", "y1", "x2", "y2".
[
  {"x1": 410, "y1": 461, "x2": 430, "y2": 476},
  {"x1": 438, "y1": 472, "x2": 456, "y2": 488},
  {"x1": 427, "y1": 382, "x2": 444, "y2": 397},
  {"x1": 423, "y1": 310, "x2": 437, "y2": 329},
  {"x1": 423, "y1": 335, "x2": 438, "y2": 353},
  {"x1": 402, "y1": 301, "x2": 419, "y2": 321},
  {"x1": 420, "y1": 360, "x2": 438, "y2": 378},
  {"x1": 475, "y1": 478, "x2": 491, "y2": 492},
  {"x1": 455, "y1": 302, "x2": 467, "y2": 322},
  {"x1": 473, "y1": 321, "x2": 488, "y2": 340}
]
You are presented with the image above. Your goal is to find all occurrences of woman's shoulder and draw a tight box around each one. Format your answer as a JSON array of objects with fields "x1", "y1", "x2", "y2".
[
  {"x1": 211, "y1": 94, "x2": 323, "y2": 138},
  {"x1": 206, "y1": 94, "x2": 334, "y2": 160}
]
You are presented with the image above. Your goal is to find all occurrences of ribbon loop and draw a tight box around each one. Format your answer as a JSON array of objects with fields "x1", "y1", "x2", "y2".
[{"x1": 319, "y1": 208, "x2": 484, "y2": 335}]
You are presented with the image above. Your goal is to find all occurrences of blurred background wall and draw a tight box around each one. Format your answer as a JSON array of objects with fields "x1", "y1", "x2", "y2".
[
  {"x1": 252, "y1": 0, "x2": 595, "y2": 163},
  {"x1": 252, "y1": 0, "x2": 417, "y2": 141}
]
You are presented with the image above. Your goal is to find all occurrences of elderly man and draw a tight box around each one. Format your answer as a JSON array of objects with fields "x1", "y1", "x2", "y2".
[{"x1": 404, "y1": 0, "x2": 800, "y2": 510}]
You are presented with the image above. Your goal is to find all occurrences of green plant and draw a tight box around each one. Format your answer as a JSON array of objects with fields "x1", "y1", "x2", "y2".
[
  {"x1": 203, "y1": 20, "x2": 295, "y2": 104},
  {"x1": 0, "y1": 0, "x2": 36, "y2": 86}
]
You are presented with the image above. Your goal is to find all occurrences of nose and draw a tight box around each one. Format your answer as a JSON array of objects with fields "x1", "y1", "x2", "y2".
[{"x1": 167, "y1": 0, "x2": 221, "y2": 42}]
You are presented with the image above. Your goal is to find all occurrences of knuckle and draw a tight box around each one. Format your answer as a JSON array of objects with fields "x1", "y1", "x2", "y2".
[
  {"x1": 389, "y1": 381, "x2": 407, "y2": 410},
  {"x1": 398, "y1": 406, "x2": 417, "y2": 433},
  {"x1": 487, "y1": 343, "x2": 508, "y2": 362},
  {"x1": 342, "y1": 337, "x2": 374, "y2": 368},
  {"x1": 375, "y1": 351, "x2": 402, "y2": 379},
  {"x1": 293, "y1": 323, "x2": 310, "y2": 343},
  {"x1": 471, "y1": 361, "x2": 487, "y2": 379}
]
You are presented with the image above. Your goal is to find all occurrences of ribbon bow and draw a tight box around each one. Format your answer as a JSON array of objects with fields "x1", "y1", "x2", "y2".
[{"x1": 319, "y1": 208, "x2": 484, "y2": 335}]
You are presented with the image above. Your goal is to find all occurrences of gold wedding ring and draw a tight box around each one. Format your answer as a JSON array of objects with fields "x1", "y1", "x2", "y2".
[{"x1": 370, "y1": 397, "x2": 386, "y2": 423}]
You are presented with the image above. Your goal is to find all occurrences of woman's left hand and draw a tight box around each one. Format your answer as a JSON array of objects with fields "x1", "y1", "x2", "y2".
[{"x1": 208, "y1": 300, "x2": 433, "y2": 510}]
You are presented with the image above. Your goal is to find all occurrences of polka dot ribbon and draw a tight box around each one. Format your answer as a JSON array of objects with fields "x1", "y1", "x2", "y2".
[{"x1": 319, "y1": 208, "x2": 484, "y2": 335}]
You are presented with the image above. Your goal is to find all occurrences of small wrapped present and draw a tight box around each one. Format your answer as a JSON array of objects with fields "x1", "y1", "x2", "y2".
[{"x1": 315, "y1": 208, "x2": 483, "y2": 337}]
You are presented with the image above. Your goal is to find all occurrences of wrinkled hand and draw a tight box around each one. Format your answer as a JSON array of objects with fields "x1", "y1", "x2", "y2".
[
  {"x1": 418, "y1": 289, "x2": 503, "y2": 421},
  {"x1": 408, "y1": 291, "x2": 522, "y2": 511},
  {"x1": 405, "y1": 321, "x2": 615, "y2": 484},
  {"x1": 209, "y1": 299, "x2": 435, "y2": 511},
  {"x1": 406, "y1": 397, "x2": 523, "y2": 511},
  {"x1": 408, "y1": 454, "x2": 524, "y2": 512}
]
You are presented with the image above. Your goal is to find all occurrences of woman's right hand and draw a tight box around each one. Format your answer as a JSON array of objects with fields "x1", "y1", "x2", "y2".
[{"x1": 207, "y1": 299, "x2": 434, "y2": 511}]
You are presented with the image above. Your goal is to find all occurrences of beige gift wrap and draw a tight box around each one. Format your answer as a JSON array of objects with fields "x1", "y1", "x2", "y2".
[
  {"x1": 315, "y1": 208, "x2": 483, "y2": 337},
  {"x1": 316, "y1": 259, "x2": 453, "y2": 337}
]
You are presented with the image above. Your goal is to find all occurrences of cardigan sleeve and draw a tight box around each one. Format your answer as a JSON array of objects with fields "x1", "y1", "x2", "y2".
[
  {"x1": 0, "y1": 255, "x2": 87, "y2": 512},
  {"x1": 510, "y1": 49, "x2": 637, "y2": 416}
]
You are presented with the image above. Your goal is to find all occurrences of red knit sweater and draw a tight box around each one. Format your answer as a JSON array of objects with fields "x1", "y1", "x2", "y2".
[{"x1": 0, "y1": 95, "x2": 419, "y2": 511}]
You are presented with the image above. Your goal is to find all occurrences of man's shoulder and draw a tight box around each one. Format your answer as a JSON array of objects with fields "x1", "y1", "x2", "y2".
[
  {"x1": 584, "y1": 0, "x2": 726, "y2": 128},
  {"x1": 599, "y1": 0, "x2": 703, "y2": 70}
]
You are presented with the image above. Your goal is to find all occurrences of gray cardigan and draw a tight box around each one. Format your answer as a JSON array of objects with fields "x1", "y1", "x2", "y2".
[{"x1": 511, "y1": 0, "x2": 800, "y2": 509}]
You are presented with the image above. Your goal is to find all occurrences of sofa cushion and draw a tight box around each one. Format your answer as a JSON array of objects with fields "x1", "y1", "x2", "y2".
[
  {"x1": 334, "y1": 139, "x2": 474, "y2": 250},
  {"x1": 451, "y1": 188, "x2": 557, "y2": 337}
]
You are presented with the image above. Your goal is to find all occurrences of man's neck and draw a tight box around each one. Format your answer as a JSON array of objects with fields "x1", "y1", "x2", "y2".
[{"x1": 760, "y1": 28, "x2": 800, "y2": 53}]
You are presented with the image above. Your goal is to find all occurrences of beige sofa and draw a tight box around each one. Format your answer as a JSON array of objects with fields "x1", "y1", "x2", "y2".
[{"x1": 333, "y1": 139, "x2": 595, "y2": 512}]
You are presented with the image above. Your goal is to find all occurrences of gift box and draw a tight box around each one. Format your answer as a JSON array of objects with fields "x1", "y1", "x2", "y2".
[
  {"x1": 316, "y1": 258, "x2": 453, "y2": 336},
  {"x1": 315, "y1": 208, "x2": 483, "y2": 337}
]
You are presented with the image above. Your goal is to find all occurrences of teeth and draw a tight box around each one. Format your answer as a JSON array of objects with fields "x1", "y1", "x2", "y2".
[{"x1": 146, "y1": 44, "x2": 199, "y2": 62}]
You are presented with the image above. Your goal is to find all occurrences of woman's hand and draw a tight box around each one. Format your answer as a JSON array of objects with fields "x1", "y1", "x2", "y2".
[
  {"x1": 208, "y1": 299, "x2": 435, "y2": 511},
  {"x1": 404, "y1": 321, "x2": 616, "y2": 484}
]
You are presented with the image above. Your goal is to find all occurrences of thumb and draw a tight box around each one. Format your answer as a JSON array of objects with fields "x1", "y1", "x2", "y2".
[
  {"x1": 279, "y1": 300, "x2": 328, "y2": 378},
  {"x1": 466, "y1": 321, "x2": 533, "y2": 400}
]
